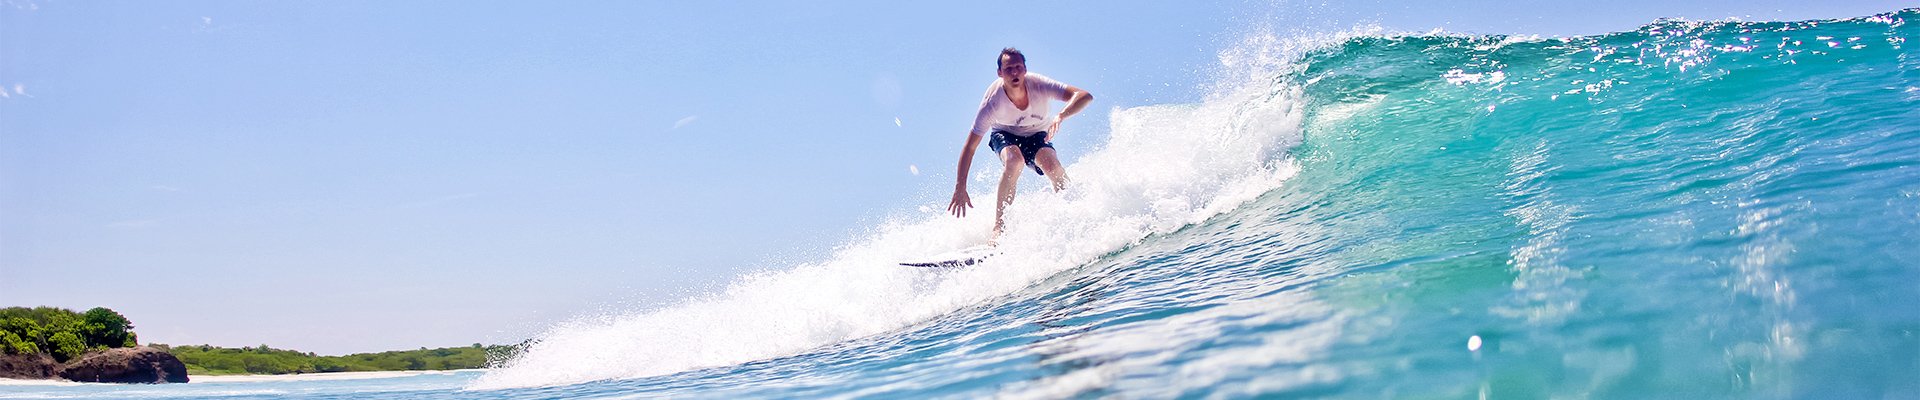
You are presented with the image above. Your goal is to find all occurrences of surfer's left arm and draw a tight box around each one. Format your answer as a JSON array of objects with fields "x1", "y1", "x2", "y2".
[{"x1": 1048, "y1": 86, "x2": 1092, "y2": 142}]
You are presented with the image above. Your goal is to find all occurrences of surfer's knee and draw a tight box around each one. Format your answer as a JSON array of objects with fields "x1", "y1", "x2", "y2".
[
  {"x1": 1000, "y1": 146, "x2": 1026, "y2": 175},
  {"x1": 1035, "y1": 148, "x2": 1064, "y2": 171},
  {"x1": 1034, "y1": 148, "x2": 1067, "y2": 180}
]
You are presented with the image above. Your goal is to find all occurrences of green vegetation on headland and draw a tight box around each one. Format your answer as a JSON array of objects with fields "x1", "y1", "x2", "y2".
[
  {"x1": 1, "y1": 306, "x2": 138, "y2": 362},
  {"x1": 4, "y1": 306, "x2": 525, "y2": 377},
  {"x1": 158, "y1": 343, "x2": 522, "y2": 375}
]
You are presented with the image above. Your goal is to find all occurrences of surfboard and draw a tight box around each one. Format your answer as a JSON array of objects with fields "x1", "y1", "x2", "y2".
[{"x1": 899, "y1": 245, "x2": 1001, "y2": 268}]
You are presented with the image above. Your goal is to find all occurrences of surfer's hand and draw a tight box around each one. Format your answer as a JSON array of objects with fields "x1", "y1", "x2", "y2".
[
  {"x1": 949, "y1": 190, "x2": 972, "y2": 217},
  {"x1": 1047, "y1": 118, "x2": 1063, "y2": 142}
]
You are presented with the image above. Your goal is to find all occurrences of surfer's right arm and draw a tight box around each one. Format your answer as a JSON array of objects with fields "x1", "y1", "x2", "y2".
[
  {"x1": 952, "y1": 92, "x2": 999, "y2": 218},
  {"x1": 950, "y1": 132, "x2": 983, "y2": 218}
]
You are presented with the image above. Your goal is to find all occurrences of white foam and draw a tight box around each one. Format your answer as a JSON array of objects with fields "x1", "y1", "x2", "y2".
[
  {"x1": 467, "y1": 33, "x2": 1321, "y2": 391},
  {"x1": 0, "y1": 378, "x2": 86, "y2": 387}
]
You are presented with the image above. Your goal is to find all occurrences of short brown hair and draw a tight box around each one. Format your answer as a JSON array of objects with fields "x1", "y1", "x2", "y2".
[{"x1": 997, "y1": 47, "x2": 1024, "y2": 68}]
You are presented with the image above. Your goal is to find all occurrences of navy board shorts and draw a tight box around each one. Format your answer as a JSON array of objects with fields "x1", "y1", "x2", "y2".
[{"x1": 988, "y1": 130, "x2": 1053, "y2": 176}]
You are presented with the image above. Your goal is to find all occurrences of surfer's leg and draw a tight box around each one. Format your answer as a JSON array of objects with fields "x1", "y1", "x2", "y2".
[
  {"x1": 995, "y1": 144, "x2": 1026, "y2": 239},
  {"x1": 1034, "y1": 147, "x2": 1069, "y2": 191}
]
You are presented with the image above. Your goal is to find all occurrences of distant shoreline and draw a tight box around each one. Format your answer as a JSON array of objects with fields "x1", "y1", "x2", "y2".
[
  {"x1": 163, "y1": 343, "x2": 520, "y2": 376},
  {"x1": 190, "y1": 368, "x2": 485, "y2": 383},
  {"x1": 0, "y1": 369, "x2": 485, "y2": 385}
]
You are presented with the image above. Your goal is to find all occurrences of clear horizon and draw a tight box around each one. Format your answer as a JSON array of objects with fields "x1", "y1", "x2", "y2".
[{"x1": 3, "y1": 0, "x2": 1910, "y2": 355}]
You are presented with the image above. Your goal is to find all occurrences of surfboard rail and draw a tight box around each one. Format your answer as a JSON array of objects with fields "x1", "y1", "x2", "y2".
[{"x1": 898, "y1": 245, "x2": 1001, "y2": 268}]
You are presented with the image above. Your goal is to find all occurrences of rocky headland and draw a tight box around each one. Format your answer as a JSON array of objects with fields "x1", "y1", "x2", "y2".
[{"x1": 1, "y1": 346, "x2": 188, "y2": 383}]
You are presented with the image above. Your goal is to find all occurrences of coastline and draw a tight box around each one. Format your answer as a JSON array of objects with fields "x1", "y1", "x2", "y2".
[
  {"x1": 190, "y1": 369, "x2": 483, "y2": 383},
  {"x1": 0, "y1": 369, "x2": 484, "y2": 386},
  {"x1": 0, "y1": 377, "x2": 85, "y2": 386}
]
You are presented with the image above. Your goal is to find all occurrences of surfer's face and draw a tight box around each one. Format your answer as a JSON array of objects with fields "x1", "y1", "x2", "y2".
[{"x1": 998, "y1": 55, "x2": 1026, "y2": 85}]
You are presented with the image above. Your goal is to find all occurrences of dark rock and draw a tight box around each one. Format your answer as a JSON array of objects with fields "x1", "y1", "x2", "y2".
[
  {"x1": 0, "y1": 353, "x2": 56, "y2": 379},
  {"x1": 56, "y1": 347, "x2": 190, "y2": 384}
]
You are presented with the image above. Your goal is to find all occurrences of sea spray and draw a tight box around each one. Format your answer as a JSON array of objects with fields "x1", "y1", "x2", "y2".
[{"x1": 468, "y1": 30, "x2": 1319, "y2": 390}]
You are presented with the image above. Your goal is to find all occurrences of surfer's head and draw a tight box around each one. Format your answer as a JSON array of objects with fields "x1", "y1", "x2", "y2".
[{"x1": 997, "y1": 47, "x2": 1027, "y2": 85}]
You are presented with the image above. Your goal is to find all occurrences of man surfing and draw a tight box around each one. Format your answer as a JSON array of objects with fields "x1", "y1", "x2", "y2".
[{"x1": 947, "y1": 47, "x2": 1094, "y2": 244}]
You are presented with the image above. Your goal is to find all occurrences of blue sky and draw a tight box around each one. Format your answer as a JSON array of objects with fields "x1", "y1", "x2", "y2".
[{"x1": 3, "y1": 1, "x2": 1909, "y2": 355}]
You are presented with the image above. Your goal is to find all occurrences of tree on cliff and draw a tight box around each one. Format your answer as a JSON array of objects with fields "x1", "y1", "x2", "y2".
[
  {"x1": 47, "y1": 332, "x2": 85, "y2": 362},
  {"x1": 1, "y1": 317, "x2": 43, "y2": 354},
  {"x1": 81, "y1": 308, "x2": 137, "y2": 349},
  {"x1": 0, "y1": 306, "x2": 140, "y2": 362}
]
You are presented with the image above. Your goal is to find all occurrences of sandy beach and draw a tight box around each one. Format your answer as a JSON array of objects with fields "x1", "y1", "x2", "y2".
[{"x1": 0, "y1": 378, "x2": 85, "y2": 386}]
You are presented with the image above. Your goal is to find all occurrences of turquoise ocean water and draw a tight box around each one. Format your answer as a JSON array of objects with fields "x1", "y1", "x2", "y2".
[{"x1": 6, "y1": 8, "x2": 1917, "y2": 399}]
